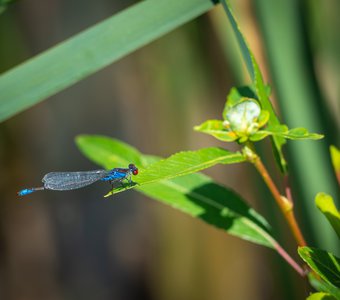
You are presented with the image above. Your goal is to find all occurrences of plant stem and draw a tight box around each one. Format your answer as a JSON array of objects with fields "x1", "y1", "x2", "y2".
[
  {"x1": 255, "y1": 157, "x2": 307, "y2": 246},
  {"x1": 271, "y1": 240, "x2": 306, "y2": 277},
  {"x1": 244, "y1": 145, "x2": 307, "y2": 247},
  {"x1": 253, "y1": 222, "x2": 306, "y2": 276},
  {"x1": 284, "y1": 175, "x2": 293, "y2": 203}
]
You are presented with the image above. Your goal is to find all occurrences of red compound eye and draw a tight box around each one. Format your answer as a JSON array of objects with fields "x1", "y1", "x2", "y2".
[{"x1": 132, "y1": 169, "x2": 138, "y2": 176}]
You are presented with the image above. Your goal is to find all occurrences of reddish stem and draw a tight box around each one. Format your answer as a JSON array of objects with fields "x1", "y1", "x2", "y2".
[{"x1": 253, "y1": 157, "x2": 307, "y2": 247}]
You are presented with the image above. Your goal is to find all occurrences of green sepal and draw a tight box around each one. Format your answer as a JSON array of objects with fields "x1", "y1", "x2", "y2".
[
  {"x1": 249, "y1": 131, "x2": 270, "y2": 142},
  {"x1": 257, "y1": 110, "x2": 270, "y2": 127},
  {"x1": 194, "y1": 120, "x2": 238, "y2": 142}
]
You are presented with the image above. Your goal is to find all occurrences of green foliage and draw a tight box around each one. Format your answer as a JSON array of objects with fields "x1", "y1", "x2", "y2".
[
  {"x1": 220, "y1": 0, "x2": 287, "y2": 172},
  {"x1": 330, "y1": 146, "x2": 340, "y2": 181},
  {"x1": 77, "y1": 135, "x2": 246, "y2": 195},
  {"x1": 0, "y1": 0, "x2": 15, "y2": 14},
  {"x1": 3, "y1": 0, "x2": 335, "y2": 294},
  {"x1": 255, "y1": 0, "x2": 339, "y2": 253},
  {"x1": 307, "y1": 292, "x2": 337, "y2": 300},
  {"x1": 195, "y1": 118, "x2": 322, "y2": 143},
  {"x1": 195, "y1": 82, "x2": 322, "y2": 144},
  {"x1": 195, "y1": 3, "x2": 323, "y2": 169},
  {"x1": 0, "y1": 0, "x2": 215, "y2": 122},
  {"x1": 195, "y1": 83, "x2": 322, "y2": 144},
  {"x1": 298, "y1": 247, "x2": 340, "y2": 296},
  {"x1": 254, "y1": 126, "x2": 323, "y2": 140},
  {"x1": 134, "y1": 147, "x2": 246, "y2": 185},
  {"x1": 315, "y1": 193, "x2": 340, "y2": 240},
  {"x1": 75, "y1": 135, "x2": 277, "y2": 247},
  {"x1": 308, "y1": 272, "x2": 340, "y2": 300},
  {"x1": 140, "y1": 168, "x2": 274, "y2": 247},
  {"x1": 301, "y1": 193, "x2": 340, "y2": 299},
  {"x1": 194, "y1": 120, "x2": 239, "y2": 142}
]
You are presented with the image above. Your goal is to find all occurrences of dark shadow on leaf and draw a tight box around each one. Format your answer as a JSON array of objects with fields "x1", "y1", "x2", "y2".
[
  {"x1": 235, "y1": 86, "x2": 258, "y2": 99},
  {"x1": 110, "y1": 181, "x2": 138, "y2": 194},
  {"x1": 306, "y1": 248, "x2": 340, "y2": 288},
  {"x1": 185, "y1": 182, "x2": 270, "y2": 233}
]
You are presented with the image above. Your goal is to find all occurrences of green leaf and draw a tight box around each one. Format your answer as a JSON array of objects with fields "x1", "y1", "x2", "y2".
[
  {"x1": 220, "y1": 0, "x2": 287, "y2": 172},
  {"x1": 307, "y1": 292, "x2": 337, "y2": 300},
  {"x1": 330, "y1": 146, "x2": 340, "y2": 184},
  {"x1": 308, "y1": 272, "x2": 340, "y2": 299},
  {"x1": 77, "y1": 135, "x2": 246, "y2": 195},
  {"x1": 315, "y1": 193, "x2": 340, "y2": 240},
  {"x1": 249, "y1": 131, "x2": 270, "y2": 142},
  {"x1": 134, "y1": 146, "x2": 246, "y2": 186},
  {"x1": 140, "y1": 165, "x2": 273, "y2": 247},
  {"x1": 0, "y1": 0, "x2": 216, "y2": 122},
  {"x1": 76, "y1": 135, "x2": 276, "y2": 248},
  {"x1": 298, "y1": 247, "x2": 340, "y2": 288},
  {"x1": 285, "y1": 127, "x2": 324, "y2": 139},
  {"x1": 255, "y1": 127, "x2": 324, "y2": 141},
  {"x1": 195, "y1": 119, "x2": 322, "y2": 143},
  {"x1": 194, "y1": 120, "x2": 238, "y2": 142}
]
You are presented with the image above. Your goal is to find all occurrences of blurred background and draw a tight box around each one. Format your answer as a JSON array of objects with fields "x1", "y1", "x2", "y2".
[{"x1": 0, "y1": 0, "x2": 339, "y2": 299}]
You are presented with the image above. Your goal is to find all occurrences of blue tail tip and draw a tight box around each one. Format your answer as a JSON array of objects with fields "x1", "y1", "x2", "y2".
[{"x1": 18, "y1": 189, "x2": 34, "y2": 196}]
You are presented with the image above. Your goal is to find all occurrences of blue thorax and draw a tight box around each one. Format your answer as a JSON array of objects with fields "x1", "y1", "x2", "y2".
[{"x1": 101, "y1": 169, "x2": 129, "y2": 182}]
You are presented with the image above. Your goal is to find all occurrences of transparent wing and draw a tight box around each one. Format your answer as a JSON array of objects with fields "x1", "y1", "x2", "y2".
[{"x1": 42, "y1": 170, "x2": 107, "y2": 190}]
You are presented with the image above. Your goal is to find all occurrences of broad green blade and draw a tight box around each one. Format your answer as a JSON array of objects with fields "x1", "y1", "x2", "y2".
[
  {"x1": 315, "y1": 193, "x2": 340, "y2": 240},
  {"x1": 220, "y1": 0, "x2": 287, "y2": 172},
  {"x1": 140, "y1": 166, "x2": 273, "y2": 247},
  {"x1": 77, "y1": 136, "x2": 246, "y2": 194},
  {"x1": 0, "y1": 0, "x2": 216, "y2": 122},
  {"x1": 76, "y1": 135, "x2": 276, "y2": 248},
  {"x1": 299, "y1": 247, "x2": 340, "y2": 289}
]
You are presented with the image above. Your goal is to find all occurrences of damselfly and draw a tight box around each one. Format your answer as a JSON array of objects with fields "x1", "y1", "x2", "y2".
[{"x1": 18, "y1": 164, "x2": 138, "y2": 196}]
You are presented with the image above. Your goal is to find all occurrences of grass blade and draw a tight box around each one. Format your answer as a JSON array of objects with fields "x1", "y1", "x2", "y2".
[{"x1": 0, "y1": 0, "x2": 215, "y2": 122}]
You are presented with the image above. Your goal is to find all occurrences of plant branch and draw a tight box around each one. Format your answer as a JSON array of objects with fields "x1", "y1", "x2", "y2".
[
  {"x1": 284, "y1": 175, "x2": 294, "y2": 203},
  {"x1": 271, "y1": 240, "x2": 306, "y2": 277},
  {"x1": 243, "y1": 145, "x2": 307, "y2": 247},
  {"x1": 256, "y1": 224, "x2": 306, "y2": 276}
]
